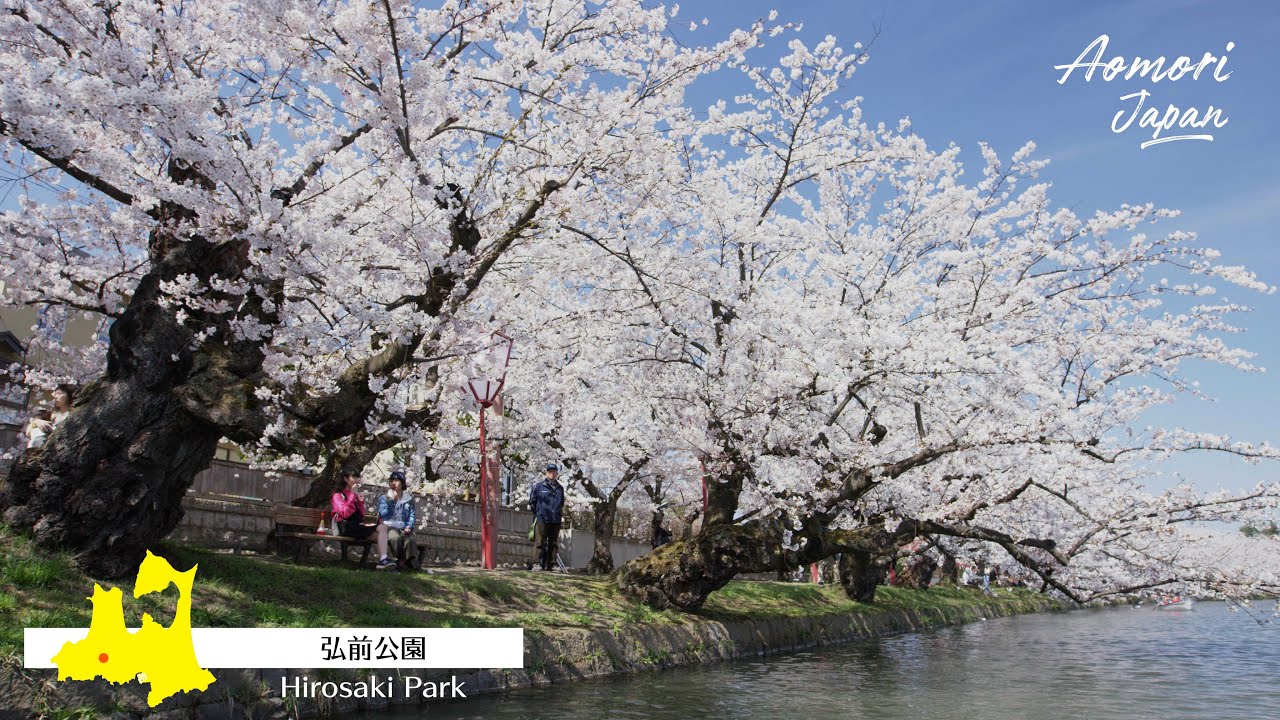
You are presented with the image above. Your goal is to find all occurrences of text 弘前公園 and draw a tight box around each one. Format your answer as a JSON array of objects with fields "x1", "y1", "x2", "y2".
[{"x1": 1054, "y1": 34, "x2": 1233, "y2": 149}]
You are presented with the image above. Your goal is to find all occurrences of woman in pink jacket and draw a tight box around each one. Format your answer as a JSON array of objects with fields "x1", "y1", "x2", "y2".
[{"x1": 332, "y1": 470, "x2": 395, "y2": 570}]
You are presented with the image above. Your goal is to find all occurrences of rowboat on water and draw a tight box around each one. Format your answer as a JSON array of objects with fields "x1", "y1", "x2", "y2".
[{"x1": 1153, "y1": 598, "x2": 1195, "y2": 611}]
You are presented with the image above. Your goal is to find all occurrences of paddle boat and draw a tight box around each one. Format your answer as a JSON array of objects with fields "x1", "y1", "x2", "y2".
[{"x1": 1153, "y1": 597, "x2": 1195, "y2": 611}]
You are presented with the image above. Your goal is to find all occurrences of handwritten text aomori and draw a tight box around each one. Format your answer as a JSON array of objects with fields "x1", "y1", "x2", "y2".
[{"x1": 1054, "y1": 34, "x2": 1233, "y2": 149}]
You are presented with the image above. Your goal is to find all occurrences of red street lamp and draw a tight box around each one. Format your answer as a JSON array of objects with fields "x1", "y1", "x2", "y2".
[{"x1": 466, "y1": 333, "x2": 513, "y2": 570}]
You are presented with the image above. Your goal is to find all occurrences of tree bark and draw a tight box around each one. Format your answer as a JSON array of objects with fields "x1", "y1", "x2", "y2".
[
  {"x1": 586, "y1": 501, "x2": 618, "y2": 575},
  {"x1": 939, "y1": 548, "x2": 959, "y2": 585},
  {"x1": 616, "y1": 510, "x2": 900, "y2": 612},
  {"x1": 702, "y1": 440, "x2": 752, "y2": 528},
  {"x1": 644, "y1": 476, "x2": 666, "y2": 548},
  {"x1": 291, "y1": 430, "x2": 391, "y2": 509},
  {"x1": 838, "y1": 549, "x2": 892, "y2": 602},
  {"x1": 1, "y1": 175, "x2": 263, "y2": 577},
  {"x1": 616, "y1": 519, "x2": 790, "y2": 612},
  {"x1": 554, "y1": 453, "x2": 647, "y2": 576}
]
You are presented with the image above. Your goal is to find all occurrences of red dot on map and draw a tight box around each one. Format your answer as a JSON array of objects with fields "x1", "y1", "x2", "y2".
[{"x1": 98, "y1": 653, "x2": 108, "y2": 663}]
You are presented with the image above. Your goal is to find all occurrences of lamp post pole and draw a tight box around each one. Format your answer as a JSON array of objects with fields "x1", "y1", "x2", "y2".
[
  {"x1": 468, "y1": 333, "x2": 513, "y2": 571},
  {"x1": 478, "y1": 399, "x2": 494, "y2": 569}
]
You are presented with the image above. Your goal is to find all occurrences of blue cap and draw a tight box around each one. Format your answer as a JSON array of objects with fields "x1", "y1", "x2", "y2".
[
  {"x1": 389, "y1": 470, "x2": 406, "y2": 481},
  {"x1": 546, "y1": 463, "x2": 558, "y2": 472}
]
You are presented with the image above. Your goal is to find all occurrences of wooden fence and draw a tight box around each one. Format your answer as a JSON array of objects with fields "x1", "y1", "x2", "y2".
[
  {"x1": 172, "y1": 490, "x2": 653, "y2": 569},
  {"x1": 189, "y1": 459, "x2": 315, "y2": 503}
]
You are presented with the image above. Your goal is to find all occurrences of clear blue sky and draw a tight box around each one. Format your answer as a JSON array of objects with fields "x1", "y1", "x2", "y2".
[{"x1": 685, "y1": 0, "x2": 1280, "y2": 492}]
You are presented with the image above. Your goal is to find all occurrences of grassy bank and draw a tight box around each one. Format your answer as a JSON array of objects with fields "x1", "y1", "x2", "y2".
[
  {"x1": 1, "y1": 523, "x2": 1061, "y2": 718},
  {"x1": 0, "y1": 523, "x2": 1049, "y2": 666}
]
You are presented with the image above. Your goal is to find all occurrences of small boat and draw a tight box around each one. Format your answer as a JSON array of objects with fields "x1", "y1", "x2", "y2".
[{"x1": 1153, "y1": 598, "x2": 1195, "y2": 611}]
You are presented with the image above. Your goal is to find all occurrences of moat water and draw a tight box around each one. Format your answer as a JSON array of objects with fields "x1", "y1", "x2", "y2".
[{"x1": 360, "y1": 601, "x2": 1280, "y2": 719}]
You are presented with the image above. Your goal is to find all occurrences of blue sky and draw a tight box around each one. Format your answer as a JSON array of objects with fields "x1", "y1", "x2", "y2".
[{"x1": 686, "y1": 0, "x2": 1280, "y2": 493}]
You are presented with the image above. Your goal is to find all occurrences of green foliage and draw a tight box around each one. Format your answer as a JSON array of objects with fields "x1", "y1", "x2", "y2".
[{"x1": 1, "y1": 554, "x2": 67, "y2": 588}]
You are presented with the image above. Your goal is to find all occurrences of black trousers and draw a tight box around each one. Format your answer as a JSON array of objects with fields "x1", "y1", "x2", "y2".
[{"x1": 534, "y1": 521, "x2": 562, "y2": 569}]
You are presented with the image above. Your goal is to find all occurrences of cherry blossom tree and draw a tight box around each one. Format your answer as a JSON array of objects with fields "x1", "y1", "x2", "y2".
[
  {"x1": 1, "y1": 0, "x2": 1273, "y2": 605},
  {"x1": 585, "y1": 35, "x2": 1280, "y2": 610},
  {"x1": 0, "y1": 0, "x2": 759, "y2": 576}
]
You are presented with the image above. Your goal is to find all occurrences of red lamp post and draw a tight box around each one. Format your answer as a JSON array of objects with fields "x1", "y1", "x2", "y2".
[{"x1": 467, "y1": 333, "x2": 513, "y2": 570}]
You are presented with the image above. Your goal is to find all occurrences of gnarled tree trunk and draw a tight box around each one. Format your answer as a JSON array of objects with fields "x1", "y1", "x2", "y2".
[
  {"x1": 617, "y1": 506, "x2": 901, "y2": 612},
  {"x1": 616, "y1": 519, "x2": 790, "y2": 612},
  {"x1": 0, "y1": 158, "x2": 493, "y2": 578},
  {"x1": 2, "y1": 183, "x2": 265, "y2": 577},
  {"x1": 838, "y1": 549, "x2": 892, "y2": 602},
  {"x1": 939, "y1": 550, "x2": 959, "y2": 585}
]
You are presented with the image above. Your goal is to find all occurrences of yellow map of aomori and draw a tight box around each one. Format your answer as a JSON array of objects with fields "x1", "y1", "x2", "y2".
[{"x1": 52, "y1": 551, "x2": 215, "y2": 707}]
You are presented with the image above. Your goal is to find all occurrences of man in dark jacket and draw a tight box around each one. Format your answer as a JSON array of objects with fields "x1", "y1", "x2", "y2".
[{"x1": 528, "y1": 463, "x2": 566, "y2": 571}]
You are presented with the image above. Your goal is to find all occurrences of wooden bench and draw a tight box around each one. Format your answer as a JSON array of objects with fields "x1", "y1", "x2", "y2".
[{"x1": 272, "y1": 505, "x2": 374, "y2": 567}]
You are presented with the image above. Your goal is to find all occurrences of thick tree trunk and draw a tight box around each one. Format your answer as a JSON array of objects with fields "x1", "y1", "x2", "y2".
[
  {"x1": 2, "y1": 380, "x2": 221, "y2": 579},
  {"x1": 702, "y1": 447, "x2": 751, "y2": 528},
  {"x1": 1, "y1": 193, "x2": 263, "y2": 577},
  {"x1": 292, "y1": 430, "x2": 393, "y2": 509},
  {"x1": 650, "y1": 506, "x2": 665, "y2": 549},
  {"x1": 586, "y1": 501, "x2": 618, "y2": 575},
  {"x1": 616, "y1": 519, "x2": 789, "y2": 612},
  {"x1": 292, "y1": 407, "x2": 444, "y2": 508},
  {"x1": 0, "y1": 154, "x2": 515, "y2": 579},
  {"x1": 617, "y1": 510, "x2": 897, "y2": 612},
  {"x1": 838, "y1": 549, "x2": 892, "y2": 602}
]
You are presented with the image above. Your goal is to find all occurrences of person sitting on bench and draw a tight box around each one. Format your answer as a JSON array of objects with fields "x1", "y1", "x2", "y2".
[{"x1": 331, "y1": 470, "x2": 394, "y2": 570}]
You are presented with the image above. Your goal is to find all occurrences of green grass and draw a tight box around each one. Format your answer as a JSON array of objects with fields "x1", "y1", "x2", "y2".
[{"x1": 0, "y1": 523, "x2": 1051, "y2": 663}]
